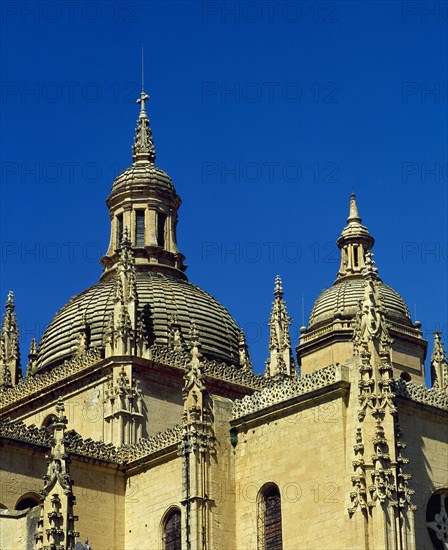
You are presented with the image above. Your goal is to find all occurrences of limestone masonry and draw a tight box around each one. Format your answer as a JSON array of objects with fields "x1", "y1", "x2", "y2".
[{"x1": 0, "y1": 87, "x2": 447, "y2": 550}]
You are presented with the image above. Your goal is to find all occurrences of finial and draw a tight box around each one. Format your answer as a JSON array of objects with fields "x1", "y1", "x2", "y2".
[
  {"x1": 238, "y1": 328, "x2": 253, "y2": 371},
  {"x1": 362, "y1": 250, "x2": 379, "y2": 280},
  {"x1": 55, "y1": 398, "x2": 65, "y2": 417},
  {"x1": 347, "y1": 193, "x2": 362, "y2": 224},
  {"x1": 132, "y1": 50, "x2": 156, "y2": 164},
  {"x1": 5, "y1": 291, "x2": 14, "y2": 310},
  {"x1": 274, "y1": 275, "x2": 283, "y2": 298},
  {"x1": 121, "y1": 226, "x2": 131, "y2": 247},
  {"x1": 432, "y1": 331, "x2": 447, "y2": 365},
  {"x1": 29, "y1": 338, "x2": 37, "y2": 355},
  {"x1": 189, "y1": 322, "x2": 199, "y2": 346}
]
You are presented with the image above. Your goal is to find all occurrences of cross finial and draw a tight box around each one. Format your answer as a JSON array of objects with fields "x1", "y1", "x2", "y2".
[
  {"x1": 132, "y1": 47, "x2": 156, "y2": 163},
  {"x1": 137, "y1": 91, "x2": 150, "y2": 116}
]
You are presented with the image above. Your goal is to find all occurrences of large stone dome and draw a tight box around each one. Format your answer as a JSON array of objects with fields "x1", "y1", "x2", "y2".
[
  {"x1": 308, "y1": 278, "x2": 412, "y2": 330},
  {"x1": 33, "y1": 91, "x2": 244, "y2": 375},
  {"x1": 35, "y1": 272, "x2": 240, "y2": 372}
]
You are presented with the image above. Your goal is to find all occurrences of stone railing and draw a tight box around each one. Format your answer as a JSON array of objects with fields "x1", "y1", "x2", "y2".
[
  {"x1": 299, "y1": 322, "x2": 352, "y2": 344},
  {"x1": 150, "y1": 345, "x2": 189, "y2": 369},
  {"x1": 232, "y1": 364, "x2": 347, "y2": 420},
  {"x1": 63, "y1": 430, "x2": 118, "y2": 462},
  {"x1": 0, "y1": 349, "x2": 103, "y2": 410},
  {"x1": 118, "y1": 425, "x2": 183, "y2": 464},
  {"x1": 202, "y1": 359, "x2": 267, "y2": 390},
  {"x1": 393, "y1": 378, "x2": 448, "y2": 411},
  {"x1": 0, "y1": 418, "x2": 51, "y2": 447},
  {"x1": 151, "y1": 344, "x2": 267, "y2": 391},
  {"x1": 0, "y1": 418, "x2": 183, "y2": 466},
  {"x1": 0, "y1": 345, "x2": 266, "y2": 414}
]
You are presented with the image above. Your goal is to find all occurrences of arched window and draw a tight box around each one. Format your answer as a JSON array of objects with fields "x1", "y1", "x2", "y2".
[
  {"x1": 426, "y1": 489, "x2": 448, "y2": 550},
  {"x1": 15, "y1": 492, "x2": 40, "y2": 511},
  {"x1": 162, "y1": 508, "x2": 181, "y2": 550},
  {"x1": 41, "y1": 414, "x2": 57, "y2": 432},
  {"x1": 258, "y1": 484, "x2": 283, "y2": 550}
]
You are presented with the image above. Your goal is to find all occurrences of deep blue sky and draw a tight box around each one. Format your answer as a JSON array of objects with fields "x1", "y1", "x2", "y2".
[{"x1": 1, "y1": 1, "x2": 447, "y2": 382}]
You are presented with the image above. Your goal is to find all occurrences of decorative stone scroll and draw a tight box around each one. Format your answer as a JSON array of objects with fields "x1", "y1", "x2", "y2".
[{"x1": 232, "y1": 364, "x2": 343, "y2": 420}]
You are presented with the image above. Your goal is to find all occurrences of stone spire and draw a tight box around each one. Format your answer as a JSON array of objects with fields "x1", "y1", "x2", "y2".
[
  {"x1": 336, "y1": 193, "x2": 376, "y2": 281},
  {"x1": 35, "y1": 400, "x2": 79, "y2": 550},
  {"x1": 104, "y1": 232, "x2": 146, "y2": 358},
  {"x1": 0, "y1": 291, "x2": 21, "y2": 387},
  {"x1": 265, "y1": 276, "x2": 295, "y2": 378},
  {"x1": 26, "y1": 338, "x2": 38, "y2": 377},
  {"x1": 179, "y1": 323, "x2": 215, "y2": 550},
  {"x1": 431, "y1": 331, "x2": 448, "y2": 392},
  {"x1": 132, "y1": 89, "x2": 156, "y2": 164},
  {"x1": 238, "y1": 329, "x2": 253, "y2": 371},
  {"x1": 349, "y1": 256, "x2": 416, "y2": 522},
  {"x1": 352, "y1": 251, "x2": 393, "y2": 385},
  {"x1": 168, "y1": 315, "x2": 186, "y2": 353}
]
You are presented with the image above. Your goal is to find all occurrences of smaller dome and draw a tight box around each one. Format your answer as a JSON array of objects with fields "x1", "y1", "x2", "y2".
[
  {"x1": 110, "y1": 163, "x2": 176, "y2": 198},
  {"x1": 308, "y1": 279, "x2": 412, "y2": 330}
]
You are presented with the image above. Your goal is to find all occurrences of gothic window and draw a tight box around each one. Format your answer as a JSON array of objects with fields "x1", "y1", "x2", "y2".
[
  {"x1": 135, "y1": 210, "x2": 145, "y2": 246},
  {"x1": 426, "y1": 489, "x2": 448, "y2": 550},
  {"x1": 258, "y1": 484, "x2": 283, "y2": 550},
  {"x1": 162, "y1": 508, "x2": 181, "y2": 550},
  {"x1": 15, "y1": 492, "x2": 40, "y2": 510},
  {"x1": 157, "y1": 212, "x2": 167, "y2": 248}
]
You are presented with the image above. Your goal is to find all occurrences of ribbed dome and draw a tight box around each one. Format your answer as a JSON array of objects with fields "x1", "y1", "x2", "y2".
[
  {"x1": 110, "y1": 163, "x2": 176, "y2": 197},
  {"x1": 308, "y1": 279, "x2": 412, "y2": 330},
  {"x1": 36, "y1": 272, "x2": 240, "y2": 372}
]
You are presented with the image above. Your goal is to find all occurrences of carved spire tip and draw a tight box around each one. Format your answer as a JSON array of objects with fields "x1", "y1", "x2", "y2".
[
  {"x1": 348, "y1": 193, "x2": 362, "y2": 224},
  {"x1": 132, "y1": 52, "x2": 156, "y2": 164},
  {"x1": 274, "y1": 275, "x2": 283, "y2": 298},
  {"x1": 5, "y1": 291, "x2": 14, "y2": 309}
]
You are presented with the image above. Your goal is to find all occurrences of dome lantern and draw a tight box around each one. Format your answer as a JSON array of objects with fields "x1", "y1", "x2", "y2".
[
  {"x1": 336, "y1": 193, "x2": 375, "y2": 281},
  {"x1": 100, "y1": 86, "x2": 186, "y2": 279}
]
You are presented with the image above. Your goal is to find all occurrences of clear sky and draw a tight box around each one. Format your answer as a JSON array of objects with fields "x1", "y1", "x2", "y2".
[{"x1": 0, "y1": 0, "x2": 447, "y2": 382}]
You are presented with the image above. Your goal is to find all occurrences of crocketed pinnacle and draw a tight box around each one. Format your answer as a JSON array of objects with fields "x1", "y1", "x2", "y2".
[
  {"x1": 265, "y1": 275, "x2": 295, "y2": 378},
  {"x1": 0, "y1": 291, "x2": 20, "y2": 386},
  {"x1": 431, "y1": 331, "x2": 448, "y2": 391},
  {"x1": 35, "y1": 399, "x2": 79, "y2": 549},
  {"x1": 132, "y1": 90, "x2": 156, "y2": 164},
  {"x1": 274, "y1": 274, "x2": 283, "y2": 298},
  {"x1": 238, "y1": 329, "x2": 253, "y2": 371}
]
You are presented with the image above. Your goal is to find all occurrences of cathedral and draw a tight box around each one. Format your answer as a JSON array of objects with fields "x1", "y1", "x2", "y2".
[{"x1": 0, "y1": 86, "x2": 447, "y2": 550}]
